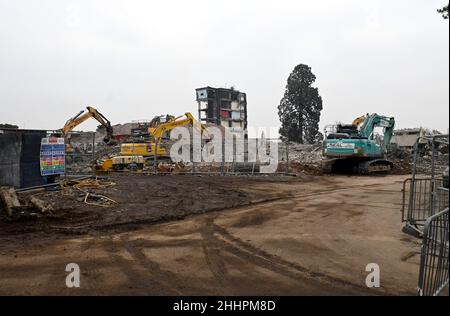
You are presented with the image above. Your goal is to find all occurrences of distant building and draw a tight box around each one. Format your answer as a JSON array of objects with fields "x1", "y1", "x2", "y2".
[{"x1": 195, "y1": 86, "x2": 248, "y2": 134}]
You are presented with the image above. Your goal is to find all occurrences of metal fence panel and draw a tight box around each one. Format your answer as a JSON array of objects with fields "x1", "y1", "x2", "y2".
[
  {"x1": 418, "y1": 208, "x2": 449, "y2": 296},
  {"x1": 402, "y1": 178, "x2": 449, "y2": 227},
  {"x1": 64, "y1": 131, "x2": 97, "y2": 177},
  {"x1": 152, "y1": 138, "x2": 291, "y2": 175}
]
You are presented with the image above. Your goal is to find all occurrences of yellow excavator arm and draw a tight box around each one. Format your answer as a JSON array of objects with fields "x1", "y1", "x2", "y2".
[{"x1": 61, "y1": 106, "x2": 115, "y2": 144}]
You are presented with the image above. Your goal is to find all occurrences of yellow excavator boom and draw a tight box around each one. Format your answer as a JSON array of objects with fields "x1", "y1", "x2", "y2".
[
  {"x1": 151, "y1": 112, "x2": 205, "y2": 140},
  {"x1": 61, "y1": 106, "x2": 114, "y2": 144}
]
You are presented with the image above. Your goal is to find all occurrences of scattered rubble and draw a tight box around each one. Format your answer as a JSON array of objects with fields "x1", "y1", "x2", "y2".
[
  {"x1": 0, "y1": 177, "x2": 118, "y2": 221},
  {"x1": 388, "y1": 140, "x2": 449, "y2": 175},
  {"x1": 60, "y1": 178, "x2": 117, "y2": 208},
  {"x1": 29, "y1": 196, "x2": 53, "y2": 214},
  {"x1": 280, "y1": 142, "x2": 323, "y2": 175},
  {"x1": 284, "y1": 142, "x2": 323, "y2": 163}
]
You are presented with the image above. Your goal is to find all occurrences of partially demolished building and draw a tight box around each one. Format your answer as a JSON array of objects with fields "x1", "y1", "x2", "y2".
[{"x1": 196, "y1": 87, "x2": 248, "y2": 134}]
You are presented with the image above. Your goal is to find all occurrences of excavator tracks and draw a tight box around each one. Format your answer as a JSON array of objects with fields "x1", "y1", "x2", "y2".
[{"x1": 322, "y1": 158, "x2": 393, "y2": 175}]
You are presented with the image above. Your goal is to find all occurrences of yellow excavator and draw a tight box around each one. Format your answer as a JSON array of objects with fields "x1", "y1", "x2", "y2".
[
  {"x1": 98, "y1": 112, "x2": 206, "y2": 172},
  {"x1": 60, "y1": 106, "x2": 115, "y2": 144},
  {"x1": 120, "y1": 112, "x2": 205, "y2": 161}
]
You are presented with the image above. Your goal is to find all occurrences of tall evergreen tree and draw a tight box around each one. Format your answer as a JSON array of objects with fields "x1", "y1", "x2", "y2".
[
  {"x1": 438, "y1": 2, "x2": 449, "y2": 19},
  {"x1": 0, "y1": 123, "x2": 18, "y2": 129},
  {"x1": 278, "y1": 64, "x2": 323, "y2": 143}
]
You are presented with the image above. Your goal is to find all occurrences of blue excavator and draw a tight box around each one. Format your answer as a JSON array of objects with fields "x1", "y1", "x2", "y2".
[{"x1": 322, "y1": 113, "x2": 395, "y2": 174}]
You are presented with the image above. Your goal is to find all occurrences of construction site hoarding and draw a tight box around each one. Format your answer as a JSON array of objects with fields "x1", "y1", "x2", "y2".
[{"x1": 0, "y1": 129, "x2": 48, "y2": 188}]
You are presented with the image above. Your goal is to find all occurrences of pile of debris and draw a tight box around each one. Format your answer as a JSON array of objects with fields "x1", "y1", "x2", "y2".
[
  {"x1": 414, "y1": 152, "x2": 449, "y2": 175},
  {"x1": 284, "y1": 142, "x2": 322, "y2": 163},
  {"x1": 66, "y1": 158, "x2": 95, "y2": 175},
  {"x1": 387, "y1": 145, "x2": 413, "y2": 174},
  {"x1": 0, "y1": 177, "x2": 118, "y2": 220},
  {"x1": 60, "y1": 178, "x2": 117, "y2": 207},
  {"x1": 279, "y1": 142, "x2": 323, "y2": 175},
  {"x1": 388, "y1": 139, "x2": 449, "y2": 175},
  {"x1": 0, "y1": 186, "x2": 55, "y2": 220}
]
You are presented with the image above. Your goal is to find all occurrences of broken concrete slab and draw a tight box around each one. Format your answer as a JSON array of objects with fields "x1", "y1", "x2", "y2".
[
  {"x1": 0, "y1": 186, "x2": 21, "y2": 216},
  {"x1": 29, "y1": 196, "x2": 53, "y2": 214}
]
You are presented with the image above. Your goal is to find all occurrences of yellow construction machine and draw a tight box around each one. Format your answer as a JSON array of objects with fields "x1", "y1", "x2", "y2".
[
  {"x1": 120, "y1": 112, "x2": 205, "y2": 162},
  {"x1": 98, "y1": 112, "x2": 206, "y2": 172}
]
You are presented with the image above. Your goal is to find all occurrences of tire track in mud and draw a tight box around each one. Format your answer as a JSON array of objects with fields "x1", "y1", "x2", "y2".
[
  {"x1": 119, "y1": 236, "x2": 185, "y2": 295},
  {"x1": 35, "y1": 236, "x2": 112, "y2": 295},
  {"x1": 198, "y1": 213, "x2": 384, "y2": 295},
  {"x1": 200, "y1": 216, "x2": 233, "y2": 292},
  {"x1": 74, "y1": 235, "x2": 107, "y2": 295},
  {"x1": 64, "y1": 235, "x2": 123, "y2": 295},
  {"x1": 72, "y1": 235, "x2": 180, "y2": 295},
  {"x1": 127, "y1": 238, "x2": 202, "y2": 248},
  {"x1": 199, "y1": 215, "x2": 297, "y2": 295},
  {"x1": 93, "y1": 235, "x2": 179, "y2": 295},
  {"x1": 48, "y1": 234, "x2": 192, "y2": 295}
]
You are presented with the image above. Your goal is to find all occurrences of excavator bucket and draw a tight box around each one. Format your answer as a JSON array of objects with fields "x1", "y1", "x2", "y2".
[{"x1": 103, "y1": 136, "x2": 117, "y2": 146}]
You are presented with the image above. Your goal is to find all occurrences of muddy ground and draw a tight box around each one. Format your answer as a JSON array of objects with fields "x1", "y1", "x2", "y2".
[
  {"x1": 0, "y1": 174, "x2": 426, "y2": 295},
  {"x1": 0, "y1": 174, "x2": 304, "y2": 235}
]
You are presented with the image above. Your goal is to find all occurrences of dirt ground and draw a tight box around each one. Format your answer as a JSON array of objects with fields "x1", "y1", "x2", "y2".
[{"x1": 0, "y1": 174, "x2": 424, "y2": 295}]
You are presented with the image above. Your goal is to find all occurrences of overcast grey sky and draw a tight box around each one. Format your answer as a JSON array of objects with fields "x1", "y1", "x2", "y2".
[{"x1": 0, "y1": 0, "x2": 448, "y2": 134}]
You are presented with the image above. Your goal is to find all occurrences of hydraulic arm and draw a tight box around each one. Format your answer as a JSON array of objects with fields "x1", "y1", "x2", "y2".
[{"x1": 60, "y1": 106, "x2": 115, "y2": 144}]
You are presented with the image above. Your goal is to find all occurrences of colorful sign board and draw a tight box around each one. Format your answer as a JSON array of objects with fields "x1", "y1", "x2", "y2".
[{"x1": 40, "y1": 137, "x2": 65, "y2": 176}]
